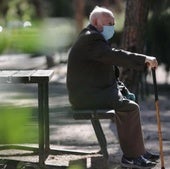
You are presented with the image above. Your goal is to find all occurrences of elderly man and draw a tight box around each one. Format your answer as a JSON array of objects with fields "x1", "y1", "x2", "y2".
[{"x1": 67, "y1": 6, "x2": 159, "y2": 168}]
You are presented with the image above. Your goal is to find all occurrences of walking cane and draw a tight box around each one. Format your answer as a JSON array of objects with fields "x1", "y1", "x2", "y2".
[{"x1": 152, "y1": 68, "x2": 165, "y2": 169}]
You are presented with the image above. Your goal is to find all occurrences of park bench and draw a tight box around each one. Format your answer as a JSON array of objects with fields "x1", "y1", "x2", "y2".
[
  {"x1": 0, "y1": 70, "x2": 115, "y2": 168},
  {"x1": 0, "y1": 70, "x2": 54, "y2": 168},
  {"x1": 72, "y1": 108, "x2": 115, "y2": 159}
]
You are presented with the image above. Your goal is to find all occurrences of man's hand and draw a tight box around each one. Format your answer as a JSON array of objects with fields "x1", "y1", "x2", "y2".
[{"x1": 145, "y1": 56, "x2": 158, "y2": 69}]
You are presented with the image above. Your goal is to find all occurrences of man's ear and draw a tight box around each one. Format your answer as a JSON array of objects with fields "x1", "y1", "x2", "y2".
[{"x1": 95, "y1": 19, "x2": 103, "y2": 32}]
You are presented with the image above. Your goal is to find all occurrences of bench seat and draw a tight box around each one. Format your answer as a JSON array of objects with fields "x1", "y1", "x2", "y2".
[
  {"x1": 71, "y1": 108, "x2": 115, "y2": 159},
  {"x1": 73, "y1": 109, "x2": 115, "y2": 120}
]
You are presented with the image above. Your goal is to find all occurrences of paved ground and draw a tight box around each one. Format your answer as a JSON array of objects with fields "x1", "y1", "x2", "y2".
[{"x1": 0, "y1": 54, "x2": 169, "y2": 169}]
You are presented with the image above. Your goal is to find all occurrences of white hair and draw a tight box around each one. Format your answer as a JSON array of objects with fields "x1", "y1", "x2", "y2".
[{"x1": 89, "y1": 6, "x2": 113, "y2": 25}]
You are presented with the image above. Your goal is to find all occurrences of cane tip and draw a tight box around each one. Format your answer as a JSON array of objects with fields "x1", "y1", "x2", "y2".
[{"x1": 161, "y1": 167, "x2": 165, "y2": 169}]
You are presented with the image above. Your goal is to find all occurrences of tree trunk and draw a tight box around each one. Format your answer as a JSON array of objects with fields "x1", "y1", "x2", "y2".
[
  {"x1": 120, "y1": 0, "x2": 150, "y2": 101},
  {"x1": 74, "y1": 0, "x2": 85, "y2": 33},
  {"x1": 30, "y1": 0, "x2": 44, "y2": 18},
  {"x1": 102, "y1": 0, "x2": 110, "y2": 7}
]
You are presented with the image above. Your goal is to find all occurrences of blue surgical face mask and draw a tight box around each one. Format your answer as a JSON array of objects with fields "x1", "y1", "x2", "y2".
[{"x1": 101, "y1": 25, "x2": 115, "y2": 40}]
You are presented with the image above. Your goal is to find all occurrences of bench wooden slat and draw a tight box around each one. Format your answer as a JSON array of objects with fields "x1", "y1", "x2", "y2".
[
  {"x1": 0, "y1": 71, "x2": 18, "y2": 76},
  {"x1": 73, "y1": 109, "x2": 115, "y2": 120},
  {"x1": 12, "y1": 70, "x2": 36, "y2": 77},
  {"x1": 0, "y1": 70, "x2": 54, "y2": 83},
  {"x1": 11, "y1": 70, "x2": 36, "y2": 83},
  {"x1": 30, "y1": 70, "x2": 54, "y2": 83},
  {"x1": 0, "y1": 71, "x2": 18, "y2": 83}
]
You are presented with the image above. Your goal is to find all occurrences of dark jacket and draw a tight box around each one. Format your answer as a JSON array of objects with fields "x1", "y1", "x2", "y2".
[{"x1": 67, "y1": 25, "x2": 146, "y2": 109}]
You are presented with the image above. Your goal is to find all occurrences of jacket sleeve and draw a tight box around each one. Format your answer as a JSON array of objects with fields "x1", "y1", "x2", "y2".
[{"x1": 86, "y1": 33, "x2": 146, "y2": 71}]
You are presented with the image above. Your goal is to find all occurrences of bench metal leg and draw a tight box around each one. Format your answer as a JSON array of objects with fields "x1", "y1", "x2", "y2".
[
  {"x1": 38, "y1": 83, "x2": 45, "y2": 167},
  {"x1": 91, "y1": 119, "x2": 109, "y2": 159},
  {"x1": 38, "y1": 82, "x2": 51, "y2": 168},
  {"x1": 43, "y1": 83, "x2": 50, "y2": 153}
]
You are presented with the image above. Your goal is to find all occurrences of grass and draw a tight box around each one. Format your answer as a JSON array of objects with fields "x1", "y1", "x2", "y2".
[{"x1": 0, "y1": 106, "x2": 38, "y2": 144}]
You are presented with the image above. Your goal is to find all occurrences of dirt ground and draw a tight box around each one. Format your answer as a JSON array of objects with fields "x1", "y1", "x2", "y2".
[{"x1": 0, "y1": 54, "x2": 169, "y2": 169}]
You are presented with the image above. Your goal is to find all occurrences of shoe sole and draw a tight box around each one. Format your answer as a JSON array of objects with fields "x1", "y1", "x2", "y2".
[{"x1": 121, "y1": 162, "x2": 154, "y2": 169}]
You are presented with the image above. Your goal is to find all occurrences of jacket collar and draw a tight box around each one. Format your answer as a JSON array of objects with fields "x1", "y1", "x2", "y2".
[
  {"x1": 87, "y1": 24, "x2": 100, "y2": 33},
  {"x1": 87, "y1": 24, "x2": 111, "y2": 45}
]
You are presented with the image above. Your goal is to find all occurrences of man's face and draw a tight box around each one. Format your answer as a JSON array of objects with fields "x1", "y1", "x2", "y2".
[
  {"x1": 96, "y1": 13, "x2": 115, "y2": 32},
  {"x1": 101, "y1": 14, "x2": 115, "y2": 30}
]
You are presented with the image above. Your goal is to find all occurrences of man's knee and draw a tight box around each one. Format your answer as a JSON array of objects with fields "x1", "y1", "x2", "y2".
[
  {"x1": 115, "y1": 99, "x2": 140, "y2": 113},
  {"x1": 129, "y1": 101, "x2": 140, "y2": 112}
]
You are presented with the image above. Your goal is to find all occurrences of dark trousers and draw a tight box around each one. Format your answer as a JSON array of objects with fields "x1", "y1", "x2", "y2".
[{"x1": 115, "y1": 99, "x2": 146, "y2": 158}]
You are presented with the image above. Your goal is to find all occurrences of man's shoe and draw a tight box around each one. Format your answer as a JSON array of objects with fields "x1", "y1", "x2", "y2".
[
  {"x1": 121, "y1": 155, "x2": 156, "y2": 169},
  {"x1": 143, "y1": 151, "x2": 160, "y2": 161}
]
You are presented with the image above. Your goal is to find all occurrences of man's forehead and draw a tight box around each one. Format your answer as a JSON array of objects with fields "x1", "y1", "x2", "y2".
[
  {"x1": 102, "y1": 13, "x2": 115, "y2": 22},
  {"x1": 102, "y1": 11, "x2": 114, "y2": 18}
]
